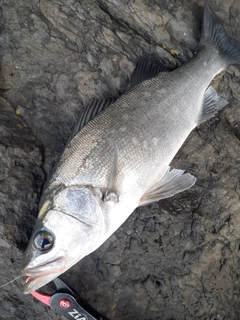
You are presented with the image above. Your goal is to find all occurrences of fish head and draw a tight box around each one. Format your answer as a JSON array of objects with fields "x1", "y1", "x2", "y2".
[{"x1": 21, "y1": 186, "x2": 104, "y2": 294}]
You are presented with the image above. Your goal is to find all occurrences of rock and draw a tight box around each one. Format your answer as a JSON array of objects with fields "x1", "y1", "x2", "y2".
[{"x1": 0, "y1": 0, "x2": 240, "y2": 319}]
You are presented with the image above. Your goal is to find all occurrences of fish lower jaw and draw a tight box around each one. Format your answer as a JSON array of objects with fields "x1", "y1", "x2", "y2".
[
  {"x1": 21, "y1": 256, "x2": 67, "y2": 293},
  {"x1": 23, "y1": 273, "x2": 58, "y2": 294},
  {"x1": 23, "y1": 267, "x2": 66, "y2": 294}
]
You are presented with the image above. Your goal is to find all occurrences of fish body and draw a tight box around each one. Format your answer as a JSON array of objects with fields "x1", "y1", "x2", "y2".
[
  {"x1": 45, "y1": 47, "x2": 222, "y2": 242},
  {"x1": 22, "y1": 1, "x2": 240, "y2": 293}
]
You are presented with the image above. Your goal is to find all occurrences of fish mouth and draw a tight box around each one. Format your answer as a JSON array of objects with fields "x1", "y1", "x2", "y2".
[{"x1": 21, "y1": 256, "x2": 66, "y2": 294}]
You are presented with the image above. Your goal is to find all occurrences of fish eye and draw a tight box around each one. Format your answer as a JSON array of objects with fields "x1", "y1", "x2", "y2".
[{"x1": 33, "y1": 231, "x2": 54, "y2": 252}]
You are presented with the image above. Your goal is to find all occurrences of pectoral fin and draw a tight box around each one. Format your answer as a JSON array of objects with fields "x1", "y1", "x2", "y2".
[
  {"x1": 139, "y1": 167, "x2": 196, "y2": 206},
  {"x1": 103, "y1": 147, "x2": 119, "y2": 202}
]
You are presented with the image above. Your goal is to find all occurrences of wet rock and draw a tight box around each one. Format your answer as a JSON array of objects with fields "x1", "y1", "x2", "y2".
[{"x1": 0, "y1": 0, "x2": 240, "y2": 319}]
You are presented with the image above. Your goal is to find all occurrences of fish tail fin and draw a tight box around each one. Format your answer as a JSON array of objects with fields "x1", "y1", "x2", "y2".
[{"x1": 202, "y1": 0, "x2": 240, "y2": 67}]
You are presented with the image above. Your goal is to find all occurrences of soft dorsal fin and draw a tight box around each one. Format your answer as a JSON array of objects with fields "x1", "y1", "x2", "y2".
[
  {"x1": 197, "y1": 86, "x2": 228, "y2": 125},
  {"x1": 70, "y1": 54, "x2": 171, "y2": 141},
  {"x1": 127, "y1": 54, "x2": 171, "y2": 90},
  {"x1": 139, "y1": 167, "x2": 196, "y2": 207}
]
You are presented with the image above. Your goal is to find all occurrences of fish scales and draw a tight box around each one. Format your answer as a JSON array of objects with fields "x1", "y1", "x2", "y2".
[
  {"x1": 49, "y1": 47, "x2": 222, "y2": 198},
  {"x1": 21, "y1": 1, "x2": 240, "y2": 293}
]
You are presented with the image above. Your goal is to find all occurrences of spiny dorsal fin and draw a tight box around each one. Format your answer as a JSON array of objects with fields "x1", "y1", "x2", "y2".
[
  {"x1": 197, "y1": 86, "x2": 228, "y2": 125},
  {"x1": 139, "y1": 167, "x2": 196, "y2": 207},
  {"x1": 70, "y1": 54, "x2": 171, "y2": 140},
  {"x1": 69, "y1": 97, "x2": 117, "y2": 141}
]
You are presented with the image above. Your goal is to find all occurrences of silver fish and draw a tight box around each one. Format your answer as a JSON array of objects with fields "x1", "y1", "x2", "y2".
[{"x1": 21, "y1": 1, "x2": 240, "y2": 293}]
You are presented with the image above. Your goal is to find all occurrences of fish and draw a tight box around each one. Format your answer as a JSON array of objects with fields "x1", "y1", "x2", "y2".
[{"x1": 21, "y1": 1, "x2": 240, "y2": 293}]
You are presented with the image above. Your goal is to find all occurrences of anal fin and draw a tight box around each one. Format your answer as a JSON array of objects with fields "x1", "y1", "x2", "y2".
[
  {"x1": 198, "y1": 86, "x2": 228, "y2": 125},
  {"x1": 139, "y1": 167, "x2": 196, "y2": 207}
]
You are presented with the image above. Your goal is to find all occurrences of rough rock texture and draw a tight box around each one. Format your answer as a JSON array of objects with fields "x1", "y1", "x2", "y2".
[{"x1": 0, "y1": 0, "x2": 240, "y2": 319}]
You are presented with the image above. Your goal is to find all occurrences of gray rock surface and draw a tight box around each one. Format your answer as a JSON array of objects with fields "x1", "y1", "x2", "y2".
[{"x1": 0, "y1": 0, "x2": 240, "y2": 319}]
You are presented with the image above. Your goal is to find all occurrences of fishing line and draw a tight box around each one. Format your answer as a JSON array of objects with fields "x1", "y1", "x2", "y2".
[{"x1": 0, "y1": 275, "x2": 22, "y2": 289}]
